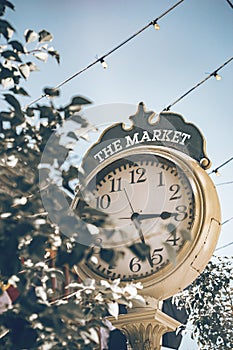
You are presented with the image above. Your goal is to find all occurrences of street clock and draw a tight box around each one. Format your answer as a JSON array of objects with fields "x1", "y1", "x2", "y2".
[{"x1": 72, "y1": 103, "x2": 221, "y2": 300}]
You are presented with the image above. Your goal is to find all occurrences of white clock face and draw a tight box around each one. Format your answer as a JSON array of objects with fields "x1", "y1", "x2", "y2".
[{"x1": 80, "y1": 151, "x2": 195, "y2": 281}]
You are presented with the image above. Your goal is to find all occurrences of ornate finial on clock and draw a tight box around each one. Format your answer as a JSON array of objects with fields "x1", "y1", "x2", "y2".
[{"x1": 81, "y1": 102, "x2": 211, "y2": 178}]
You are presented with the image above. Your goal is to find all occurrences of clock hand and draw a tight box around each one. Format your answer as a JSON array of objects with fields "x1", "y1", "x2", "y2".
[
  {"x1": 132, "y1": 215, "x2": 145, "y2": 244},
  {"x1": 138, "y1": 211, "x2": 177, "y2": 221},
  {"x1": 123, "y1": 188, "x2": 135, "y2": 214},
  {"x1": 123, "y1": 188, "x2": 153, "y2": 268},
  {"x1": 132, "y1": 216, "x2": 154, "y2": 268},
  {"x1": 119, "y1": 211, "x2": 176, "y2": 220}
]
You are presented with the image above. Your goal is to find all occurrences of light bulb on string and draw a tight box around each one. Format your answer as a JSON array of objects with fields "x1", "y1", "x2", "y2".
[
  {"x1": 214, "y1": 170, "x2": 221, "y2": 176},
  {"x1": 100, "y1": 58, "x2": 108, "y2": 69},
  {"x1": 213, "y1": 72, "x2": 222, "y2": 81},
  {"x1": 153, "y1": 21, "x2": 160, "y2": 30}
]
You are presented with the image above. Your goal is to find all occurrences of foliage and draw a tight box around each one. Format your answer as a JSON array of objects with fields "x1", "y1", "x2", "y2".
[
  {"x1": 0, "y1": 1, "x2": 144, "y2": 349},
  {"x1": 1, "y1": 273, "x2": 143, "y2": 349},
  {"x1": 174, "y1": 256, "x2": 233, "y2": 349}
]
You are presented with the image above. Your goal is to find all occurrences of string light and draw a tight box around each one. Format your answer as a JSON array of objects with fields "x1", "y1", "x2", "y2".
[
  {"x1": 100, "y1": 58, "x2": 108, "y2": 69},
  {"x1": 153, "y1": 21, "x2": 160, "y2": 30},
  {"x1": 214, "y1": 170, "x2": 221, "y2": 176},
  {"x1": 209, "y1": 156, "x2": 233, "y2": 176},
  {"x1": 26, "y1": 0, "x2": 185, "y2": 108},
  {"x1": 162, "y1": 56, "x2": 233, "y2": 111},
  {"x1": 213, "y1": 71, "x2": 222, "y2": 80}
]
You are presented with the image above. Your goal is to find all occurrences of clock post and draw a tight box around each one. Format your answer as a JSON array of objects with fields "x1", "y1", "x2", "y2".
[
  {"x1": 74, "y1": 103, "x2": 221, "y2": 350},
  {"x1": 108, "y1": 297, "x2": 180, "y2": 349}
]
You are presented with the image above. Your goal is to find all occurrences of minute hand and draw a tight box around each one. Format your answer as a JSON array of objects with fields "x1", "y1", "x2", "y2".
[{"x1": 138, "y1": 211, "x2": 177, "y2": 221}]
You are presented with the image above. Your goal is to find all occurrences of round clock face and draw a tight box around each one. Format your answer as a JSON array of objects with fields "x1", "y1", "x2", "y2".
[{"x1": 78, "y1": 149, "x2": 196, "y2": 282}]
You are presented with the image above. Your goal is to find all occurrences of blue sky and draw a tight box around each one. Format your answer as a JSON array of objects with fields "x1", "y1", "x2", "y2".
[
  {"x1": 5, "y1": 1, "x2": 233, "y2": 347},
  {"x1": 8, "y1": 0, "x2": 232, "y2": 252}
]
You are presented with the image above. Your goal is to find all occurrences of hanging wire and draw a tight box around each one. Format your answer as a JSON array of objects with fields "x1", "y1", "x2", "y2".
[
  {"x1": 162, "y1": 56, "x2": 233, "y2": 111},
  {"x1": 215, "y1": 241, "x2": 233, "y2": 252},
  {"x1": 216, "y1": 181, "x2": 233, "y2": 186},
  {"x1": 225, "y1": 0, "x2": 233, "y2": 9},
  {"x1": 214, "y1": 216, "x2": 233, "y2": 252},
  {"x1": 209, "y1": 156, "x2": 233, "y2": 175},
  {"x1": 221, "y1": 216, "x2": 233, "y2": 226},
  {"x1": 25, "y1": 0, "x2": 185, "y2": 108}
]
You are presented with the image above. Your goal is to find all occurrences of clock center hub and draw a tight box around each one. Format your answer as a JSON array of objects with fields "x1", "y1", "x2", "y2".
[{"x1": 131, "y1": 212, "x2": 140, "y2": 221}]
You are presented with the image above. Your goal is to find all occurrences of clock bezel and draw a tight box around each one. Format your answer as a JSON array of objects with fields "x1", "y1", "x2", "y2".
[{"x1": 76, "y1": 145, "x2": 221, "y2": 300}]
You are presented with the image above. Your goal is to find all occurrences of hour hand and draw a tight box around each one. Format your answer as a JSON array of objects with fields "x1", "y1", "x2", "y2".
[{"x1": 137, "y1": 211, "x2": 176, "y2": 221}]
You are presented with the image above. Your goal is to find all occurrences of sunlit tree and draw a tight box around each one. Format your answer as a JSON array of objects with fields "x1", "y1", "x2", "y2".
[
  {"x1": 0, "y1": 2, "x2": 143, "y2": 349},
  {"x1": 174, "y1": 256, "x2": 233, "y2": 350}
]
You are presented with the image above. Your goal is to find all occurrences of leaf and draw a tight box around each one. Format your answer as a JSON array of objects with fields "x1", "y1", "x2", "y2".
[
  {"x1": 9, "y1": 40, "x2": 25, "y2": 53},
  {"x1": 33, "y1": 51, "x2": 48, "y2": 62},
  {"x1": 71, "y1": 96, "x2": 92, "y2": 106},
  {"x1": 4, "y1": 316, "x2": 38, "y2": 348},
  {"x1": 100, "y1": 248, "x2": 115, "y2": 264},
  {"x1": 0, "y1": 111, "x2": 13, "y2": 119},
  {"x1": 25, "y1": 107, "x2": 34, "y2": 117},
  {"x1": 56, "y1": 243, "x2": 87, "y2": 267},
  {"x1": 108, "y1": 301, "x2": 119, "y2": 319},
  {"x1": 180, "y1": 229, "x2": 192, "y2": 241},
  {"x1": 67, "y1": 131, "x2": 79, "y2": 140},
  {"x1": 1, "y1": 77, "x2": 14, "y2": 88},
  {"x1": 43, "y1": 87, "x2": 60, "y2": 97},
  {"x1": 68, "y1": 104, "x2": 82, "y2": 113},
  {"x1": 35, "y1": 286, "x2": 47, "y2": 302},
  {"x1": 38, "y1": 29, "x2": 53, "y2": 42},
  {"x1": 163, "y1": 242, "x2": 176, "y2": 265},
  {"x1": 129, "y1": 242, "x2": 150, "y2": 261},
  {"x1": 0, "y1": 1, "x2": 14, "y2": 16},
  {"x1": 48, "y1": 48, "x2": 60, "y2": 64},
  {"x1": 2, "y1": 50, "x2": 21, "y2": 62},
  {"x1": 24, "y1": 29, "x2": 38, "y2": 43},
  {"x1": 166, "y1": 223, "x2": 176, "y2": 233},
  {"x1": 5, "y1": 1, "x2": 15, "y2": 11},
  {"x1": 28, "y1": 235, "x2": 47, "y2": 260},
  {"x1": 4, "y1": 93, "x2": 21, "y2": 111},
  {"x1": 87, "y1": 328, "x2": 100, "y2": 344},
  {"x1": 26, "y1": 61, "x2": 39, "y2": 72},
  {"x1": 19, "y1": 63, "x2": 30, "y2": 79},
  {"x1": 10, "y1": 86, "x2": 30, "y2": 96},
  {"x1": 132, "y1": 294, "x2": 146, "y2": 306},
  {"x1": 70, "y1": 114, "x2": 88, "y2": 127},
  {"x1": 0, "y1": 19, "x2": 15, "y2": 40}
]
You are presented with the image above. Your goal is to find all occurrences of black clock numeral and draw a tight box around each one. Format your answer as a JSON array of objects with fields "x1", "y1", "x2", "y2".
[
  {"x1": 151, "y1": 248, "x2": 164, "y2": 265},
  {"x1": 129, "y1": 256, "x2": 141, "y2": 273},
  {"x1": 129, "y1": 248, "x2": 164, "y2": 272},
  {"x1": 166, "y1": 232, "x2": 180, "y2": 246},
  {"x1": 110, "y1": 177, "x2": 122, "y2": 192},
  {"x1": 129, "y1": 167, "x2": 147, "y2": 184},
  {"x1": 174, "y1": 205, "x2": 188, "y2": 221},
  {"x1": 169, "y1": 184, "x2": 182, "y2": 200},
  {"x1": 96, "y1": 194, "x2": 111, "y2": 209},
  {"x1": 158, "y1": 171, "x2": 165, "y2": 187}
]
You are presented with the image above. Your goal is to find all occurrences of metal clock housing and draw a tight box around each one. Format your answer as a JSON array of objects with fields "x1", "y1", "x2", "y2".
[{"x1": 76, "y1": 145, "x2": 221, "y2": 300}]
